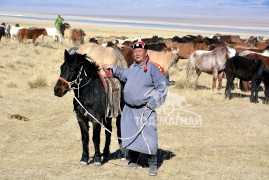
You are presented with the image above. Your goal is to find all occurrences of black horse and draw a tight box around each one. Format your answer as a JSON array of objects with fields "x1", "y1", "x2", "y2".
[
  {"x1": 54, "y1": 50, "x2": 124, "y2": 166},
  {"x1": 0, "y1": 23, "x2": 6, "y2": 41},
  {"x1": 225, "y1": 56, "x2": 269, "y2": 103},
  {"x1": 59, "y1": 23, "x2": 71, "y2": 37}
]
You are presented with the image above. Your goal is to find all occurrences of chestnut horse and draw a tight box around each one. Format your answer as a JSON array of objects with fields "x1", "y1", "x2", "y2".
[
  {"x1": 17, "y1": 28, "x2": 47, "y2": 44},
  {"x1": 70, "y1": 28, "x2": 86, "y2": 45},
  {"x1": 187, "y1": 46, "x2": 236, "y2": 90}
]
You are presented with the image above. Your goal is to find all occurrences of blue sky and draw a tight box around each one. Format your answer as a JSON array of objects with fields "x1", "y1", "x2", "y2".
[{"x1": 0, "y1": 0, "x2": 268, "y2": 25}]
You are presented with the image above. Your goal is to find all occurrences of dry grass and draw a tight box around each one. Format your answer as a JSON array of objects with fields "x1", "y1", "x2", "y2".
[
  {"x1": 28, "y1": 75, "x2": 48, "y2": 89},
  {"x1": 6, "y1": 81, "x2": 18, "y2": 88},
  {"x1": 0, "y1": 19, "x2": 269, "y2": 179}
]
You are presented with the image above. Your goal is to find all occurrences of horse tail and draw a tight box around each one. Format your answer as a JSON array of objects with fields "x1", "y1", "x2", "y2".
[{"x1": 113, "y1": 46, "x2": 128, "y2": 68}]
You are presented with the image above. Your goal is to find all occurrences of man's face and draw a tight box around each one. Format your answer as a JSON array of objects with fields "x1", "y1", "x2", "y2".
[{"x1": 133, "y1": 48, "x2": 147, "y2": 63}]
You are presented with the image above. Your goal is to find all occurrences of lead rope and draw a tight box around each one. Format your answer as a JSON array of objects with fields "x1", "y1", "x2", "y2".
[{"x1": 71, "y1": 91, "x2": 152, "y2": 140}]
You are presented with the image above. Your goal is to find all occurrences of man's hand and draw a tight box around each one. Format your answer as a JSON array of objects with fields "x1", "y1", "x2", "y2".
[{"x1": 103, "y1": 64, "x2": 113, "y2": 70}]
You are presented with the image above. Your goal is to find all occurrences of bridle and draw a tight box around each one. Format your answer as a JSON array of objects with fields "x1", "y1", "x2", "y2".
[{"x1": 58, "y1": 65, "x2": 93, "y2": 97}]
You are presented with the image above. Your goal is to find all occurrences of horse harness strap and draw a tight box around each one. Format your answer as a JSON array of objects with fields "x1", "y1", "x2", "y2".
[{"x1": 98, "y1": 69, "x2": 121, "y2": 118}]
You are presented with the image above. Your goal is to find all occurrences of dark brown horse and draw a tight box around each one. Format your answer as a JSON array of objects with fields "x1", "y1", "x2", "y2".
[
  {"x1": 225, "y1": 56, "x2": 269, "y2": 103},
  {"x1": 17, "y1": 28, "x2": 47, "y2": 43},
  {"x1": 60, "y1": 23, "x2": 71, "y2": 37},
  {"x1": 238, "y1": 53, "x2": 269, "y2": 92},
  {"x1": 54, "y1": 49, "x2": 126, "y2": 166},
  {"x1": 0, "y1": 25, "x2": 5, "y2": 41}
]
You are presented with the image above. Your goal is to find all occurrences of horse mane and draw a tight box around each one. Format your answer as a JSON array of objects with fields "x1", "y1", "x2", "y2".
[
  {"x1": 113, "y1": 46, "x2": 128, "y2": 68},
  {"x1": 75, "y1": 53, "x2": 100, "y2": 72}
]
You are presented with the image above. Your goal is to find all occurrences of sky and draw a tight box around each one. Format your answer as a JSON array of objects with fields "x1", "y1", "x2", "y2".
[{"x1": 0, "y1": 0, "x2": 268, "y2": 26}]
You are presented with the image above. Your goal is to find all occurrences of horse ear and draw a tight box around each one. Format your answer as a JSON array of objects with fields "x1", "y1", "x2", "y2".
[{"x1": 64, "y1": 49, "x2": 70, "y2": 60}]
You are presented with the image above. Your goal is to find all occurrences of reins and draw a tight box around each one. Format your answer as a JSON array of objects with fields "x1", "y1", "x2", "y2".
[
  {"x1": 59, "y1": 65, "x2": 152, "y2": 140},
  {"x1": 72, "y1": 93, "x2": 152, "y2": 140}
]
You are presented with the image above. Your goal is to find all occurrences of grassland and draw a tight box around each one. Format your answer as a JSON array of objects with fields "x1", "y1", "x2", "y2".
[{"x1": 0, "y1": 17, "x2": 268, "y2": 179}]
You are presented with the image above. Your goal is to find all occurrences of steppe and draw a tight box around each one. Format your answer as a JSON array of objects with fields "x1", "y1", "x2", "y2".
[{"x1": 0, "y1": 15, "x2": 268, "y2": 179}]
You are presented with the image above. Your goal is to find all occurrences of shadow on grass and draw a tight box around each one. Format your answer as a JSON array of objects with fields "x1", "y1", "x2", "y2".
[
  {"x1": 102, "y1": 148, "x2": 175, "y2": 168},
  {"x1": 228, "y1": 93, "x2": 267, "y2": 104},
  {"x1": 196, "y1": 85, "x2": 211, "y2": 90}
]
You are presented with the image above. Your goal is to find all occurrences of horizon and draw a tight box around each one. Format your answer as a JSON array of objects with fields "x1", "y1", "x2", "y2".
[{"x1": 0, "y1": 0, "x2": 269, "y2": 27}]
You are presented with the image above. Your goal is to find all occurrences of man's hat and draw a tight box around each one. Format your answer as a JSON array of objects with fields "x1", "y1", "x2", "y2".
[{"x1": 132, "y1": 41, "x2": 148, "y2": 50}]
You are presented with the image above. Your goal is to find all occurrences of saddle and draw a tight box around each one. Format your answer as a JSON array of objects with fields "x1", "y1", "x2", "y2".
[{"x1": 98, "y1": 69, "x2": 121, "y2": 118}]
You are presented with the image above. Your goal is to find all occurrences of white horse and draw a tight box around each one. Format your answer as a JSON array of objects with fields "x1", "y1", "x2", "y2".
[
  {"x1": 10, "y1": 26, "x2": 24, "y2": 40},
  {"x1": 116, "y1": 36, "x2": 135, "y2": 44},
  {"x1": 45, "y1": 27, "x2": 62, "y2": 43},
  {"x1": 239, "y1": 49, "x2": 269, "y2": 57}
]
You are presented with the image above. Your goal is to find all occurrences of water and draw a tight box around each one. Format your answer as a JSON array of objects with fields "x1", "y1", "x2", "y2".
[{"x1": 1, "y1": 14, "x2": 268, "y2": 35}]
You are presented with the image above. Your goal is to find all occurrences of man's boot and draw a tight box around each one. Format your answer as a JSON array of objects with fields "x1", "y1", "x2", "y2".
[
  {"x1": 148, "y1": 154, "x2": 158, "y2": 176},
  {"x1": 126, "y1": 150, "x2": 141, "y2": 168}
]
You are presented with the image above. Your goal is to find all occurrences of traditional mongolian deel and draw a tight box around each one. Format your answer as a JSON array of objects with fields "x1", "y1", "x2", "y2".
[{"x1": 112, "y1": 60, "x2": 169, "y2": 154}]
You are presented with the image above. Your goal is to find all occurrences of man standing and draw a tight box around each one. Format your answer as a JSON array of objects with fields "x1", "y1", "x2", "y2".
[
  {"x1": 55, "y1": 14, "x2": 64, "y2": 31},
  {"x1": 103, "y1": 40, "x2": 169, "y2": 176}
]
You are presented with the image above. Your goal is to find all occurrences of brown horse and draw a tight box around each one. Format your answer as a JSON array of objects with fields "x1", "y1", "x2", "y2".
[
  {"x1": 163, "y1": 40, "x2": 209, "y2": 59},
  {"x1": 187, "y1": 46, "x2": 236, "y2": 90},
  {"x1": 70, "y1": 28, "x2": 86, "y2": 45},
  {"x1": 116, "y1": 45, "x2": 134, "y2": 67},
  {"x1": 17, "y1": 28, "x2": 47, "y2": 43}
]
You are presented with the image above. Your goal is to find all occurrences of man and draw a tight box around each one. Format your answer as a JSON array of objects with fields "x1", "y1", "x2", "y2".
[
  {"x1": 103, "y1": 41, "x2": 169, "y2": 176},
  {"x1": 55, "y1": 14, "x2": 64, "y2": 31}
]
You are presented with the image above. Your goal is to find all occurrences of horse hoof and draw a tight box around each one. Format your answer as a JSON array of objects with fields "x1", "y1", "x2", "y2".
[
  {"x1": 80, "y1": 161, "x2": 88, "y2": 166},
  {"x1": 120, "y1": 157, "x2": 128, "y2": 162},
  {"x1": 93, "y1": 162, "x2": 101, "y2": 167}
]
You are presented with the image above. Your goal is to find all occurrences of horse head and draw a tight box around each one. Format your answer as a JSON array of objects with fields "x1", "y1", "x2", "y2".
[
  {"x1": 54, "y1": 50, "x2": 85, "y2": 97},
  {"x1": 54, "y1": 50, "x2": 98, "y2": 97},
  {"x1": 42, "y1": 29, "x2": 48, "y2": 36}
]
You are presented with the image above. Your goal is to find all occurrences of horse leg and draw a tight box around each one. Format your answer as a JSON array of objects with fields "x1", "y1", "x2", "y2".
[
  {"x1": 102, "y1": 117, "x2": 112, "y2": 159},
  {"x1": 250, "y1": 79, "x2": 257, "y2": 103},
  {"x1": 253, "y1": 79, "x2": 261, "y2": 103},
  {"x1": 217, "y1": 72, "x2": 223, "y2": 90},
  {"x1": 92, "y1": 122, "x2": 102, "y2": 166},
  {"x1": 195, "y1": 69, "x2": 201, "y2": 90},
  {"x1": 225, "y1": 74, "x2": 234, "y2": 99},
  {"x1": 32, "y1": 36, "x2": 36, "y2": 44},
  {"x1": 77, "y1": 113, "x2": 90, "y2": 166},
  {"x1": 212, "y1": 70, "x2": 218, "y2": 91},
  {"x1": 265, "y1": 84, "x2": 269, "y2": 104},
  {"x1": 263, "y1": 72, "x2": 269, "y2": 104},
  {"x1": 116, "y1": 114, "x2": 128, "y2": 160}
]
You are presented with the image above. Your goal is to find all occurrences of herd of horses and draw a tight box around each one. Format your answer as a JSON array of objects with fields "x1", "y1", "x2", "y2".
[
  {"x1": 53, "y1": 34, "x2": 269, "y2": 166},
  {"x1": 2, "y1": 20, "x2": 269, "y2": 166},
  {"x1": 0, "y1": 22, "x2": 85, "y2": 45}
]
